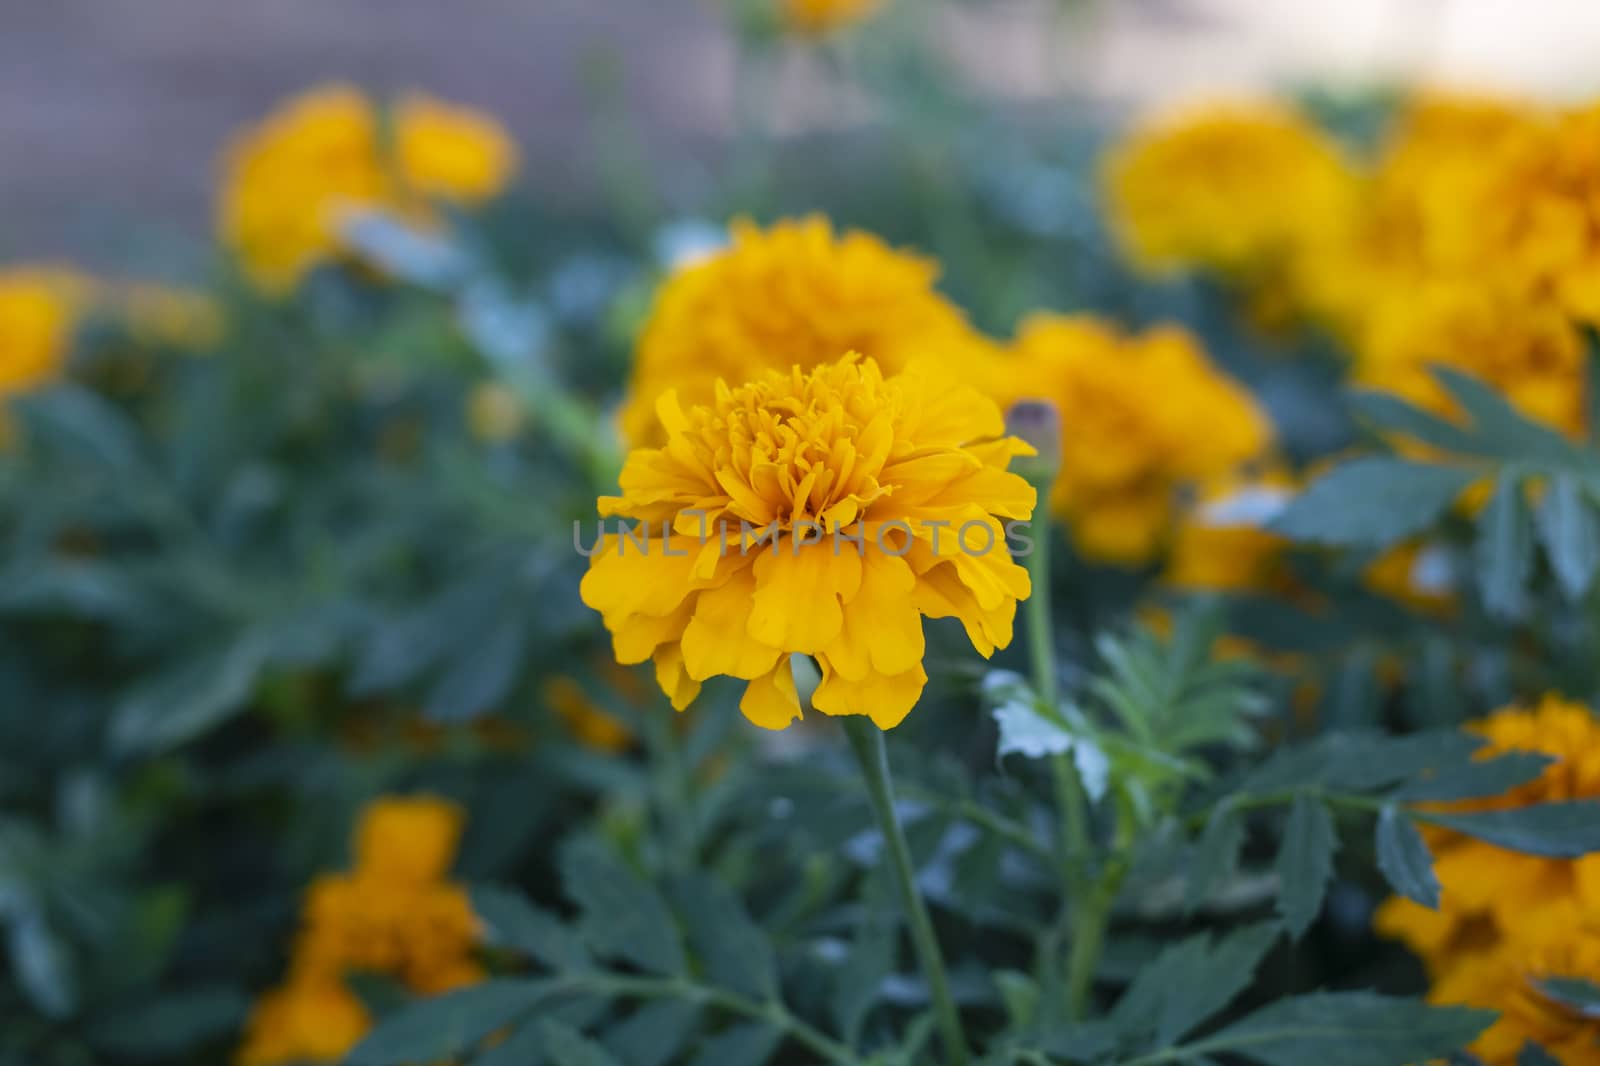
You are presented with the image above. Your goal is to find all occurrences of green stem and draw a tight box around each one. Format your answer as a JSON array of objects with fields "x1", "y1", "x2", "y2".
[
  {"x1": 1064, "y1": 810, "x2": 1134, "y2": 1020},
  {"x1": 842, "y1": 718, "x2": 970, "y2": 1066}
]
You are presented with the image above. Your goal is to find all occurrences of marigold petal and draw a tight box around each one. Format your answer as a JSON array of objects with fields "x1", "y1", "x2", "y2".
[
  {"x1": 812, "y1": 657, "x2": 928, "y2": 729},
  {"x1": 740, "y1": 656, "x2": 802, "y2": 729},
  {"x1": 748, "y1": 545, "x2": 861, "y2": 654}
]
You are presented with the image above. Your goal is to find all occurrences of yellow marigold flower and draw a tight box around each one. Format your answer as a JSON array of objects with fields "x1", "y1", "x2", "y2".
[
  {"x1": 1103, "y1": 101, "x2": 1359, "y2": 280},
  {"x1": 1439, "y1": 911, "x2": 1600, "y2": 1065},
  {"x1": 994, "y1": 314, "x2": 1271, "y2": 565},
  {"x1": 394, "y1": 93, "x2": 518, "y2": 205},
  {"x1": 1375, "y1": 696, "x2": 1600, "y2": 981},
  {"x1": 218, "y1": 85, "x2": 517, "y2": 292},
  {"x1": 0, "y1": 268, "x2": 85, "y2": 401},
  {"x1": 619, "y1": 216, "x2": 981, "y2": 445},
  {"x1": 235, "y1": 974, "x2": 370, "y2": 1066},
  {"x1": 783, "y1": 0, "x2": 884, "y2": 35},
  {"x1": 297, "y1": 873, "x2": 483, "y2": 994},
  {"x1": 582, "y1": 352, "x2": 1035, "y2": 730},
  {"x1": 1354, "y1": 278, "x2": 1585, "y2": 439},
  {"x1": 352, "y1": 795, "x2": 465, "y2": 885}
]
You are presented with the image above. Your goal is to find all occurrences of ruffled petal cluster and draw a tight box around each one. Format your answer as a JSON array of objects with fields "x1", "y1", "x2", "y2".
[
  {"x1": 1103, "y1": 101, "x2": 1359, "y2": 280},
  {"x1": 989, "y1": 314, "x2": 1271, "y2": 564},
  {"x1": 1375, "y1": 696, "x2": 1600, "y2": 1065},
  {"x1": 236, "y1": 796, "x2": 482, "y2": 1065},
  {"x1": 584, "y1": 353, "x2": 1035, "y2": 730},
  {"x1": 619, "y1": 216, "x2": 983, "y2": 444},
  {"x1": 218, "y1": 85, "x2": 517, "y2": 292}
]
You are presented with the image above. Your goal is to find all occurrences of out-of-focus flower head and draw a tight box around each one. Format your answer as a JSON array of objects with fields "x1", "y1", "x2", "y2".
[
  {"x1": 1103, "y1": 101, "x2": 1359, "y2": 282},
  {"x1": 619, "y1": 216, "x2": 983, "y2": 445},
  {"x1": 583, "y1": 352, "x2": 1036, "y2": 730},
  {"x1": 1164, "y1": 469, "x2": 1295, "y2": 594},
  {"x1": 782, "y1": 0, "x2": 885, "y2": 36},
  {"x1": 218, "y1": 84, "x2": 517, "y2": 293},
  {"x1": 992, "y1": 314, "x2": 1271, "y2": 565},
  {"x1": 236, "y1": 795, "x2": 482, "y2": 1065},
  {"x1": 235, "y1": 975, "x2": 370, "y2": 1066},
  {"x1": 0, "y1": 268, "x2": 86, "y2": 403},
  {"x1": 1375, "y1": 696, "x2": 1600, "y2": 983}
]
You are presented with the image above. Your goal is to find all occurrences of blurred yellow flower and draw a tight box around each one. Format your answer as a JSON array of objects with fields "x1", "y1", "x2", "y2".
[
  {"x1": 235, "y1": 975, "x2": 370, "y2": 1066},
  {"x1": 237, "y1": 795, "x2": 482, "y2": 1066},
  {"x1": 1164, "y1": 471, "x2": 1294, "y2": 594},
  {"x1": 0, "y1": 268, "x2": 84, "y2": 403},
  {"x1": 1104, "y1": 102, "x2": 1359, "y2": 281},
  {"x1": 783, "y1": 0, "x2": 884, "y2": 35},
  {"x1": 583, "y1": 352, "x2": 1035, "y2": 730},
  {"x1": 1376, "y1": 697, "x2": 1600, "y2": 988},
  {"x1": 993, "y1": 314, "x2": 1271, "y2": 565},
  {"x1": 218, "y1": 85, "x2": 517, "y2": 292},
  {"x1": 619, "y1": 216, "x2": 981, "y2": 445}
]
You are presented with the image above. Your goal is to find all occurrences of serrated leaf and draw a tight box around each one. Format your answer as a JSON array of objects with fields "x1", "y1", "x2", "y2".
[
  {"x1": 686, "y1": 1023, "x2": 783, "y2": 1066},
  {"x1": 347, "y1": 980, "x2": 551, "y2": 1065},
  {"x1": 473, "y1": 1021, "x2": 546, "y2": 1066},
  {"x1": 1391, "y1": 752, "x2": 1551, "y2": 803},
  {"x1": 426, "y1": 612, "x2": 529, "y2": 722},
  {"x1": 110, "y1": 634, "x2": 269, "y2": 755},
  {"x1": 471, "y1": 885, "x2": 591, "y2": 972},
  {"x1": 1273, "y1": 459, "x2": 1477, "y2": 548},
  {"x1": 603, "y1": 1001, "x2": 701, "y2": 1066},
  {"x1": 1349, "y1": 390, "x2": 1479, "y2": 454},
  {"x1": 1425, "y1": 801, "x2": 1600, "y2": 857},
  {"x1": 1195, "y1": 991, "x2": 1492, "y2": 1066},
  {"x1": 539, "y1": 1019, "x2": 624, "y2": 1066},
  {"x1": 1111, "y1": 922, "x2": 1280, "y2": 1049},
  {"x1": 1536, "y1": 977, "x2": 1600, "y2": 1017},
  {"x1": 1432, "y1": 367, "x2": 1586, "y2": 468},
  {"x1": 1477, "y1": 472, "x2": 1533, "y2": 620},
  {"x1": 1536, "y1": 474, "x2": 1600, "y2": 599},
  {"x1": 671, "y1": 874, "x2": 777, "y2": 1001},
  {"x1": 559, "y1": 839, "x2": 686, "y2": 977},
  {"x1": 1187, "y1": 804, "x2": 1246, "y2": 911},
  {"x1": 1375, "y1": 806, "x2": 1440, "y2": 909},
  {"x1": 1275, "y1": 795, "x2": 1338, "y2": 938}
]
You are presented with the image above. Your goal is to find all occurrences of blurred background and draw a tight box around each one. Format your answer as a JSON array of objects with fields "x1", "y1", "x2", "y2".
[{"x1": 8, "y1": 0, "x2": 1600, "y2": 268}]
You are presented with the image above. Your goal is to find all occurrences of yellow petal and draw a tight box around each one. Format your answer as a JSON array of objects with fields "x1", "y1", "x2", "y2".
[
  {"x1": 812, "y1": 658, "x2": 928, "y2": 729},
  {"x1": 748, "y1": 544, "x2": 862, "y2": 654},
  {"x1": 825, "y1": 551, "x2": 922, "y2": 679},
  {"x1": 681, "y1": 562, "x2": 784, "y2": 681},
  {"x1": 653, "y1": 643, "x2": 702, "y2": 711},
  {"x1": 740, "y1": 656, "x2": 802, "y2": 730}
]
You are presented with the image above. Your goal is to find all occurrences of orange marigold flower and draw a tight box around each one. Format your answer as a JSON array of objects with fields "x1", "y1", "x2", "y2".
[
  {"x1": 583, "y1": 352, "x2": 1036, "y2": 730},
  {"x1": 235, "y1": 974, "x2": 370, "y2": 1066},
  {"x1": 618, "y1": 216, "x2": 982, "y2": 445},
  {"x1": 992, "y1": 314, "x2": 1271, "y2": 565}
]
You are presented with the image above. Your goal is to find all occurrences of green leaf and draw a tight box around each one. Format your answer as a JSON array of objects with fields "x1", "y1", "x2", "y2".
[
  {"x1": 86, "y1": 987, "x2": 248, "y2": 1057},
  {"x1": 425, "y1": 612, "x2": 530, "y2": 722},
  {"x1": 6, "y1": 910, "x2": 75, "y2": 1019},
  {"x1": 1432, "y1": 367, "x2": 1586, "y2": 468},
  {"x1": 109, "y1": 633, "x2": 270, "y2": 755},
  {"x1": 1111, "y1": 922, "x2": 1280, "y2": 1049},
  {"x1": 1536, "y1": 474, "x2": 1600, "y2": 599},
  {"x1": 1519, "y1": 1042, "x2": 1562, "y2": 1066},
  {"x1": 472, "y1": 885, "x2": 591, "y2": 972},
  {"x1": 1390, "y1": 752, "x2": 1551, "y2": 803},
  {"x1": 1275, "y1": 795, "x2": 1338, "y2": 938},
  {"x1": 985, "y1": 671, "x2": 1110, "y2": 799},
  {"x1": 1476, "y1": 472, "x2": 1533, "y2": 619},
  {"x1": 1187, "y1": 804, "x2": 1246, "y2": 911},
  {"x1": 686, "y1": 1023, "x2": 783, "y2": 1066},
  {"x1": 1537, "y1": 976, "x2": 1600, "y2": 1017},
  {"x1": 671, "y1": 874, "x2": 777, "y2": 1001},
  {"x1": 1272, "y1": 459, "x2": 1477, "y2": 548},
  {"x1": 347, "y1": 980, "x2": 551, "y2": 1065},
  {"x1": 1426, "y1": 801, "x2": 1600, "y2": 857},
  {"x1": 1374, "y1": 806, "x2": 1440, "y2": 909},
  {"x1": 603, "y1": 1001, "x2": 702, "y2": 1066},
  {"x1": 831, "y1": 899, "x2": 895, "y2": 1045},
  {"x1": 539, "y1": 1019, "x2": 624, "y2": 1066},
  {"x1": 559, "y1": 838, "x2": 686, "y2": 977},
  {"x1": 1349, "y1": 390, "x2": 1479, "y2": 454},
  {"x1": 1195, "y1": 991, "x2": 1492, "y2": 1065},
  {"x1": 992, "y1": 971, "x2": 1039, "y2": 1029}
]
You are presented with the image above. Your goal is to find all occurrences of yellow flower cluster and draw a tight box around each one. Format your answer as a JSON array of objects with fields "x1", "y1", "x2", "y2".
[
  {"x1": 218, "y1": 85, "x2": 518, "y2": 293},
  {"x1": 991, "y1": 314, "x2": 1272, "y2": 565},
  {"x1": 619, "y1": 216, "x2": 981, "y2": 445},
  {"x1": 583, "y1": 352, "x2": 1035, "y2": 730},
  {"x1": 782, "y1": 0, "x2": 884, "y2": 36},
  {"x1": 0, "y1": 269, "x2": 80, "y2": 407},
  {"x1": 1103, "y1": 101, "x2": 1359, "y2": 282},
  {"x1": 1375, "y1": 696, "x2": 1600, "y2": 1064},
  {"x1": 237, "y1": 796, "x2": 481, "y2": 1066}
]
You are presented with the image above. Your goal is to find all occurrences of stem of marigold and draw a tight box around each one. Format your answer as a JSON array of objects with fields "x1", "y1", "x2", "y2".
[{"x1": 841, "y1": 717, "x2": 970, "y2": 1066}]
